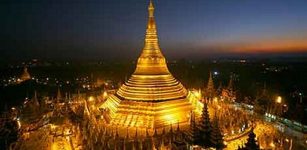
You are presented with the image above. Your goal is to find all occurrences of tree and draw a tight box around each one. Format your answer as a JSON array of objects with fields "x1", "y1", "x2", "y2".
[
  {"x1": 186, "y1": 111, "x2": 200, "y2": 145},
  {"x1": 210, "y1": 114, "x2": 225, "y2": 150},
  {"x1": 243, "y1": 128, "x2": 260, "y2": 150},
  {"x1": 198, "y1": 101, "x2": 212, "y2": 148}
]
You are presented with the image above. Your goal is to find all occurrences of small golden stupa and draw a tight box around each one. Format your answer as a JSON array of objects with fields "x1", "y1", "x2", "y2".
[
  {"x1": 19, "y1": 66, "x2": 31, "y2": 83},
  {"x1": 100, "y1": 0, "x2": 196, "y2": 129}
]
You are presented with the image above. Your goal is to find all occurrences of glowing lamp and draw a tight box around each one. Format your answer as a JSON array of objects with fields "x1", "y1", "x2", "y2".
[{"x1": 276, "y1": 96, "x2": 282, "y2": 103}]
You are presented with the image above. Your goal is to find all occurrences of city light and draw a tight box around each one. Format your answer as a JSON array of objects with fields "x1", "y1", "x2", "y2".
[
  {"x1": 195, "y1": 90, "x2": 201, "y2": 98},
  {"x1": 213, "y1": 97, "x2": 218, "y2": 103},
  {"x1": 103, "y1": 91, "x2": 108, "y2": 98},
  {"x1": 17, "y1": 118, "x2": 21, "y2": 129},
  {"x1": 88, "y1": 96, "x2": 95, "y2": 102},
  {"x1": 1, "y1": 0, "x2": 305, "y2": 150},
  {"x1": 276, "y1": 96, "x2": 282, "y2": 103},
  {"x1": 270, "y1": 142, "x2": 275, "y2": 148}
]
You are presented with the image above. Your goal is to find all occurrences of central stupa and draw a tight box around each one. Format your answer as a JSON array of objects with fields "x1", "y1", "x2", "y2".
[{"x1": 100, "y1": 0, "x2": 194, "y2": 129}]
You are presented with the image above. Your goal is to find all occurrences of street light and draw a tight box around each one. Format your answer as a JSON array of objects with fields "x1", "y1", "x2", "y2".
[
  {"x1": 88, "y1": 96, "x2": 95, "y2": 102},
  {"x1": 270, "y1": 142, "x2": 275, "y2": 148},
  {"x1": 213, "y1": 97, "x2": 218, "y2": 103},
  {"x1": 274, "y1": 96, "x2": 283, "y2": 117},
  {"x1": 276, "y1": 96, "x2": 282, "y2": 104}
]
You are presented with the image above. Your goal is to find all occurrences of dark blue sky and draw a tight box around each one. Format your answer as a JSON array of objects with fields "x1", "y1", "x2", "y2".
[{"x1": 1, "y1": 0, "x2": 307, "y2": 60}]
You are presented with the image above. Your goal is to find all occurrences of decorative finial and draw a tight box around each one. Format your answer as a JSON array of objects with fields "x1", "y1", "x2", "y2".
[
  {"x1": 115, "y1": 126, "x2": 119, "y2": 138},
  {"x1": 33, "y1": 90, "x2": 39, "y2": 106},
  {"x1": 57, "y1": 87, "x2": 61, "y2": 101},
  {"x1": 162, "y1": 126, "x2": 166, "y2": 135},
  {"x1": 146, "y1": 128, "x2": 150, "y2": 137},
  {"x1": 153, "y1": 128, "x2": 158, "y2": 136},
  {"x1": 148, "y1": 0, "x2": 155, "y2": 18},
  {"x1": 135, "y1": 128, "x2": 138, "y2": 138}
]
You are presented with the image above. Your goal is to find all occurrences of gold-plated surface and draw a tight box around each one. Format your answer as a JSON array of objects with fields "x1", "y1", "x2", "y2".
[
  {"x1": 19, "y1": 67, "x2": 31, "y2": 82},
  {"x1": 100, "y1": 0, "x2": 193, "y2": 129},
  {"x1": 118, "y1": 0, "x2": 187, "y2": 101},
  {"x1": 134, "y1": 0, "x2": 168, "y2": 75}
]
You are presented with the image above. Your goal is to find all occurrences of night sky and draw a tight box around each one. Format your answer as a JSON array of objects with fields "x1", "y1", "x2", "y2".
[{"x1": 1, "y1": 0, "x2": 307, "y2": 60}]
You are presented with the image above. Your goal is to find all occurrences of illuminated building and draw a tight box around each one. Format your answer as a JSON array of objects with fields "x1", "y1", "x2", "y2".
[
  {"x1": 99, "y1": 0, "x2": 196, "y2": 130},
  {"x1": 4, "y1": 0, "x2": 296, "y2": 149},
  {"x1": 237, "y1": 128, "x2": 260, "y2": 150},
  {"x1": 18, "y1": 66, "x2": 31, "y2": 83},
  {"x1": 222, "y1": 75, "x2": 236, "y2": 102},
  {"x1": 205, "y1": 72, "x2": 216, "y2": 100}
]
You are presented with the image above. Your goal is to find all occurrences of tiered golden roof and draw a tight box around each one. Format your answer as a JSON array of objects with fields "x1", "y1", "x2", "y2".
[{"x1": 100, "y1": 0, "x2": 193, "y2": 129}]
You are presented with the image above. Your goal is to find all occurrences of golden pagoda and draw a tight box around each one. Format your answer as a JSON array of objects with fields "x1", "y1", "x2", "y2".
[
  {"x1": 100, "y1": 0, "x2": 196, "y2": 129},
  {"x1": 19, "y1": 66, "x2": 31, "y2": 83}
]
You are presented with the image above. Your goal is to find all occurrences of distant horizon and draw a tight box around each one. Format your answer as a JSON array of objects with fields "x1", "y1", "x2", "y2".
[{"x1": 1, "y1": 51, "x2": 307, "y2": 63}]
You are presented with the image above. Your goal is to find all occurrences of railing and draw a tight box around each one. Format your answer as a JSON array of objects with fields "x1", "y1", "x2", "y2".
[{"x1": 224, "y1": 126, "x2": 252, "y2": 142}]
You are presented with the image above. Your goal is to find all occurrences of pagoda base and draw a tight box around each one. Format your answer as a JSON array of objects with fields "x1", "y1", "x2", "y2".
[{"x1": 99, "y1": 94, "x2": 195, "y2": 129}]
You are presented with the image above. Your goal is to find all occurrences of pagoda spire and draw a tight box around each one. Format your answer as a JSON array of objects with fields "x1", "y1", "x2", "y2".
[
  {"x1": 145, "y1": 0, "x2": 159, "y2": 50},
  {"x1": 134, "y1": 0, "x2": 169, "y2": 75},
  {"x1": 153, "y1": 128, "x2": 158, "y2": 137},
  {"x1": 169, "y1": 123, "x2": 174, "y2": 142},
  {"x1": 217, "y1": 81, "x2": 223, "y2": 95},
  {"x1": 169, "y1": 123, "x2": 173, "y2": 133},
  {"x1": 33, "y1": 90, "x2": 40, "y2": 106},
  {"x1": 65, "y1": 92, "x2": 68, "y2": 101},
  {"x1": 162, "y1": 126, "x2": 166, "y2": 135},
  {"x1": 56, "y1": 87, "x2": 62, "y2": 102},
  {"x1": 148, "y1": 0, "x2": 154, "y2": 17},
  {"x1": 123, "y1": 137, "x2": 126, "y2": 150},
  {"x1": 227, "y1": 75, "x2": 234, "y2": 90},
  {"x1": 160, "y1": 137, "x2": 166, "y2": 150},
  {"x1": 134, "y1": 128, "x2": 139, "y2": 149},
  {"x1": 126, "y1": 127, "x2": 129, "y2": 139},
  {"x1": 115, "y1": 127, "x2": 119, "y2": 138},
  {"x1": 176, "y1": 121, "x2": 180, "y2": 132},
  {"x1": 146, "y1": 128, "x2": 150, "y2": 137},
  {"x1": 206, "y1": 71, "x2": 215, "y2": 99},
  {"x1": 135, "y1": 128, "x2": 138, "y2": 138},
  {"x1": 20, "y1": 66, "x2": 31, "y2": 82},
  {"x1": 225, "y1": 74, "x2": 236, "y2": 101}
]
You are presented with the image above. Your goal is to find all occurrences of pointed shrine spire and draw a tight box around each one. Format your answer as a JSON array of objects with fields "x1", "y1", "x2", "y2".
[
  {"x1": 56, "y1": 87, "x2": 62, "y2": 103},
  {"x1": 134, "y1": 0, "x2": 169, "y2": 75},
  {"x1": 206, "y1": 71, "x2": 215, "y2": 99},
  {"x1": 126, "y1": 127, "x2": 130, "y2": 139},
  {"x1": 148, "y1": 0, "x2": 154, "y2": 17},
  {"x1": 20, "y1": 66, "x2": 31, "y2": 82},
  {"x1": 143, "y1": 0, "x2": 160, "y2": 54},
  {"x1": 33, "y1": 90, "x2": 39, "y2": 106},
  {"x1": 146, "y1": 128, "x2": 150, "y2": 137},
  {"x1": 207, "y1": 72, "x2": 213, "y2": 88},
  {"x1": 135, "y1": 128, "x2": 138, "y2": 138},
  {"x1": 227, "y1": 75, "x2": 234, "y2": 90}
]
